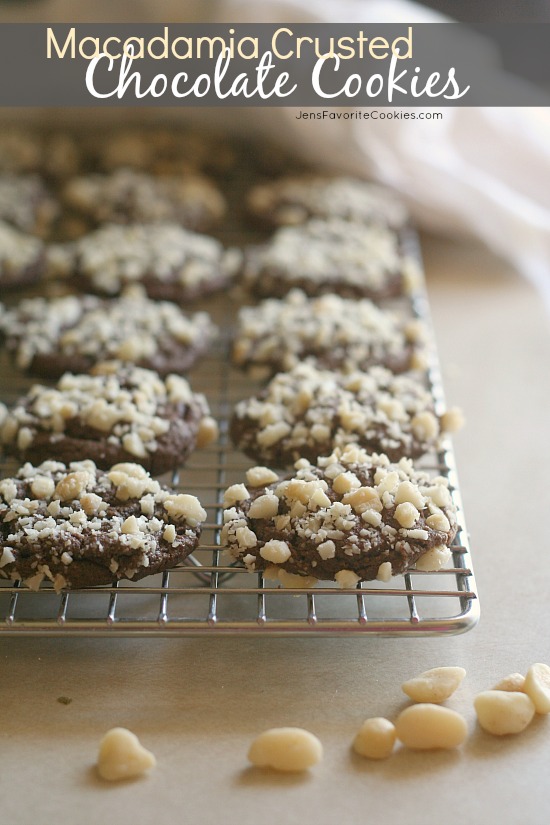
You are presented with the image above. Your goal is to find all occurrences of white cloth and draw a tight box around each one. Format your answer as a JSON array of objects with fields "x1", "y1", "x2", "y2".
[{"x1": 219, "y1": 0, "x2": 550, "y2": 309}]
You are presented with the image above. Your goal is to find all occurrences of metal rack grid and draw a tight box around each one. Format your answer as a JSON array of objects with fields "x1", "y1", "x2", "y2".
[{"x1": 0, "y1": 236, "x2": 479, "y2": 638}]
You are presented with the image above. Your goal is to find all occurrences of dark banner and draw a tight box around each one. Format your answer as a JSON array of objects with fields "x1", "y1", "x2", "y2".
[{"x1": 0, "y1": 23, "x2": 548, "y2": 106}]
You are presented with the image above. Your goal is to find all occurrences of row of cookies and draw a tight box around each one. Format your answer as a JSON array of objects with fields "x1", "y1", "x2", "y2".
[
  {"x1": 0, "y1": 122, "x2": 252, "y2": 299},
  {"x1": 218, "y1": 174, "x2": 464, "y2": 588},
  {"x1": 0, "y1": 321, "x2": 219, "y2": 590},
  {"x1": 0, "y1": 124, "x2": 302, "y2": 181},
  {"x1": 0, "y1": 127, "x2": 240, "y2": 591},
  {"x1": 0, "y1": 279, "x2": 219, "y2": 593},
  {"x1": 0, "y1": 162, "x2": 417, "y2": 309}
]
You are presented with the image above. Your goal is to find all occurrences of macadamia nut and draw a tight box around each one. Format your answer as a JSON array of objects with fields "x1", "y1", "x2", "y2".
[
  {"x1": 523, "y1": 663, "x2": 550, "y2": 714},
  {"x1": 163, "y1": 494, "x2": 206, "y2": 527},
  {"x1": 248, "y1": 727, "x2": 323, "y2": 772},
  {"x1": 474, "y1": 691, "x2": 535, "y2": 735},
  {"x1": 415, "y1": 545, "x2": 452, "y2": 571},
  {"x1": 97, "y1": 727, "x2": 156, "y2": 781},
  {"x1": 353, "y1": 718, "x2": 396, "y2": 760},
  {"x1": 246, "y1": 466, "x2": 280, "y2": 487},
  {"x1": 395, "y1": 704, "x2": 468, "y2": 750},
  {"x1": 401, "y1": 667, "x2": 466, "y2": 704},
  {"x1": 493, "y1": 673, "x2": 526, "y2": 693}
]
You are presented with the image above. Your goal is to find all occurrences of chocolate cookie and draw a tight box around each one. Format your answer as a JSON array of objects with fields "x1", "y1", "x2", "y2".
[
  {"x1": 231, "y1": 364, "x2": 462, "y2": 467},
  {"x1": 0, "y1": 174, "x2": 58, "y2": 237},
  {"x1": 0, "y1": 220, "x2": 45, "y2": 290},
  {"x1": 0, "y1": 459, "x2": 206, "y2": 590},
  {"x1": 233, "y1": 290, "x2": 428, "y2": 379},
  {"x1": 0, "y1": 287, "x2": 217, "y2": 377},
  {"x1": 62, "y1": 168, "x2": 226, "y2": 233},
  {"x1": 221, "y1": 444, "x2": 457, "y2": 587},
  {"x1": 0, "y1": 129, "x2": 43, "y2": 174},
  {"x1": 243, "y1": 219, "x2": 420, "y2": 301},
  {"x1": 246, "y1": 175, "x2": 409, "y2": 229},
  {"x1": 47, "y1": 223, "x2": 241, "y2": 301},
  {"x1": 0, "y1": 363, "x2": 218, "y2": 475},
  {"x1": 0, "y1": 129, "x2": 83, "y2": 181},
  {"x1": 98, "y1": 127, "x2": 237, "y2": 177}
]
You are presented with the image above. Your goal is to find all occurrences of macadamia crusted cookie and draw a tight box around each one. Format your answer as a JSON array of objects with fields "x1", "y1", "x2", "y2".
[
  {"x1": 243, "y1": 219, "x2": 419, "y2": 300},
  {"x1": 62, "y1": 168, "x2": 226, "y2": 232},
  {"x1": 0, "y1": 287, "x2": 217, "y2": 376},
  {"x1": 51, "y1": 222, "x2": 241, "y2": 301},
  {"x1": 0, "y1": 129, "x2": 83, "y2": 180},
  {"x1": 0, "y1": 363, "x2": 218, "y2": 475},
  {"x1": 0, "y1": 174, "x2": 58, "y2": 237},
  {"x1": 247, "y1": 175, "x2": 409, "y2": 229},
  {"x1": 221, "y1": 444, "x2": 457, "y2": 586},
  {"x1": 233, "y1": 290, "x2": 427, "y2": 378},
  {"x1": 0, "y1": 220, "x2": 45, "y2": 290},
  {"x1": 0, "y1": 460, "x2": 206, "y2": 590},
  {"x1": 0, "y1": 130, "x2": 44, "y2": 174},
  {"x1": 231, "y1": 363, "x2": 462, "y2": 466},
  {"x1": 98, "y1": 126, "x2": 237, "y2": 176}
]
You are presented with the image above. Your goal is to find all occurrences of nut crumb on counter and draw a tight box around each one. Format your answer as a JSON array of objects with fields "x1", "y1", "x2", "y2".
[
  {"x1": 248, "y1": 727, "x2": 323, "y2": 773},
  {"x1": 97, "y1": 727, "x2": 156, "y2": 782}
]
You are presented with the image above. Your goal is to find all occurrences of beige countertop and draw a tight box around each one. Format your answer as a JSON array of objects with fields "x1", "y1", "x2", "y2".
[{"x1": 1, "y1": 234, "x2": 549, "y2": 825}]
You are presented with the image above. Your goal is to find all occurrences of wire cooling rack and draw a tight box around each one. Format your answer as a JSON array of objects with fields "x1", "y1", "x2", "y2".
[{"x1": 0, "y1": 233, "x2": 479, "y2": 638}]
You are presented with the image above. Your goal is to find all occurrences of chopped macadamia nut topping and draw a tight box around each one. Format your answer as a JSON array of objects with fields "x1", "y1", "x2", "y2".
[
  {"x1": 0, "y1": 219, "x2": 44, "y2": 285},
  {"x1": 248, "y1": 727, "x2": 323, "y2": 772},
  {"x1": 317, "y1": 540, "x2": 336, "y2": 560},
  {"x1": 376, "y1": 561, "x2": 392, "y2": 582},
  {"x1": 335, "y1": 570, "x2": 361, "y2": 589},
  {"x1": 245, "y1": 466, "x2": 280, "y2": 487},
  {"x1": 222, "y1": 445, "x2": 457, "y2": 586},
  {"x1": 0, "y1": 174, "x2": 58, "y2": 235},
  {"x1": 440, "y1": 407, "x2": 465, "y2": 434},
  {"x1": 246, "y1": 175, "x2": 408, "y2": 229},
  {"x1": 63, "y1": 168, "x2": 226, "y2": 230},
  {"x1": 243, "y1": 218, "x2": 418, "y2": 299},
  {"x1": 415, "y1": 545, "x2": 452, "y2": 571},
  {"x1": 163, "y1": 494, "x2": 207, "y2": 528},
  {"x1": 57, "y1": 222, "x2": 240, "y2": 296},
  {"x1": 273, "y1": 569, "x2": 318, "y2": 589},
  {"x1": 247, "y1": 494, "x2": 280, "y2": 520},
  {"x1": 30, "y1": 475, "x2": 55, "y2": 499},
  {"x1": 0, "y1": 459, "x2": 205, "y2": 590},
  {"x1": 54, "y1": 470, "x2": 93, "y2": 502},
  {"x1": 394, "y1": 502, "x2": 420, "y2": 529},
  {"x1": 0, "y1": 287, "x2": 217, "y2": 373},
  {"x1": 411, "y1": 411, "x2": 439, "y2": 442},
  {"x1": 426, "y1": 513, "x2": 451, "y2": 532},
  {"x1": 196, "y1": 416, "x2": 219, "y2": 448},
  {"x1": 97, "y1": 727, "x2": 156, "y2": 782},
  {"x1": 233, "y1": 290, "x2": 427, "y2": 377},
  {"x1": 223, "y1": 484, "x2": 250, "y2": 507},
  {"x1": 259, "y1": 539, "x2": 292, "y2": 564}
]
